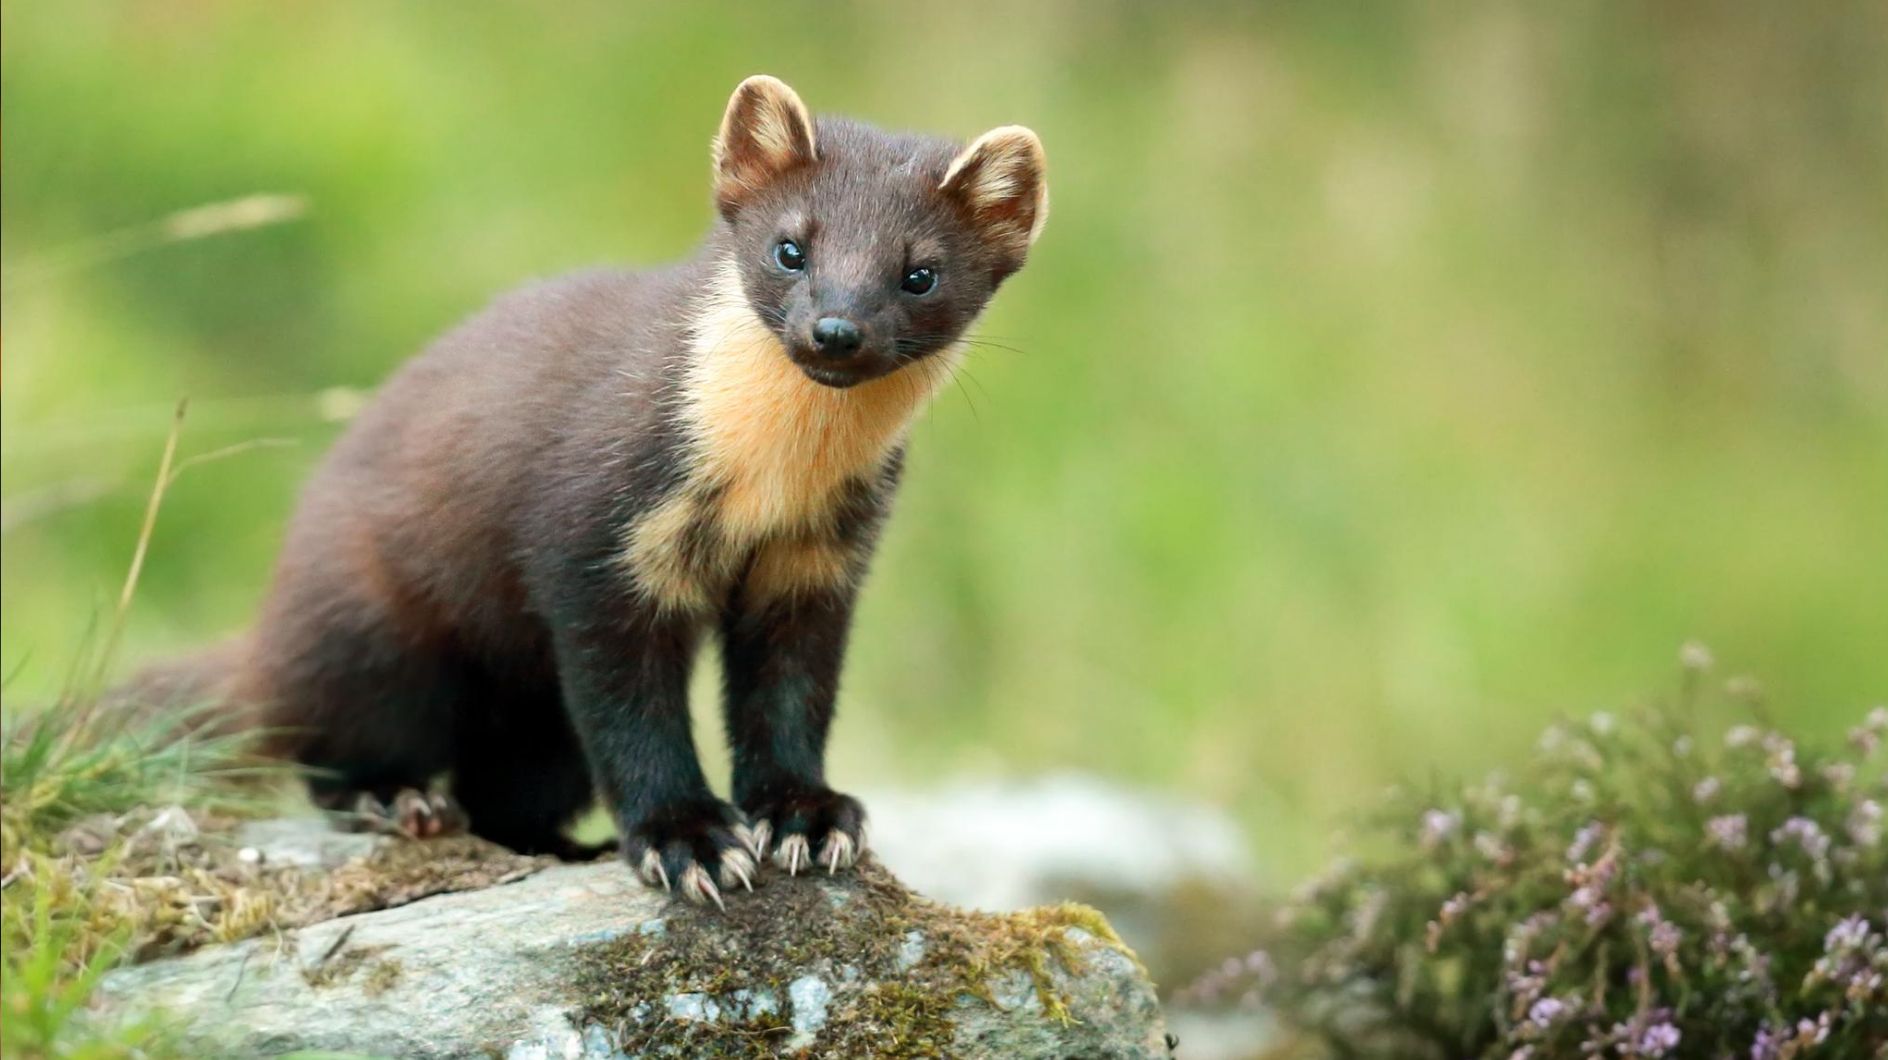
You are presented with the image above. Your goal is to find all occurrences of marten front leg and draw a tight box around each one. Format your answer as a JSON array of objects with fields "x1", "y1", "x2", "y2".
[
  {"x1": 721, "y1": 575, "x2": 867, "y2": 877},
  {"x1": 551, "y1": 608, "x2": 757, "y2": 907}
]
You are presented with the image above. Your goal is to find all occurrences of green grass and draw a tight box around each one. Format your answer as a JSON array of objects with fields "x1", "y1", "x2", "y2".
[
  {"x1": 3, "y1": 1, "x2": 1885, "y2": 884},
  {"x1": 1, "y1": 408, "x2": 279, "y2": 1059},
  {"x1": 0, "y1": 698, "x2": 265, "y2": 1059}
]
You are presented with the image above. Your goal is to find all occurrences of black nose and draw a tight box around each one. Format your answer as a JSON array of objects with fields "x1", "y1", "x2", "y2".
[{"x1": 811, "y1": 317, "x2": 863, "y2": 358}]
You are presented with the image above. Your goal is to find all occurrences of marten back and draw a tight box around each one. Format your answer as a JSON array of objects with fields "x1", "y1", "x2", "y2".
[{"x1": 253, "y1": 264, "x2": 699, "y2": 680}]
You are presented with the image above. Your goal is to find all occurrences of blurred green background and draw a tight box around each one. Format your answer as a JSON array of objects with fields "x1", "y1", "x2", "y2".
[{"x1": 4, "y1": 1, "x2": 1885, "y2": 882}]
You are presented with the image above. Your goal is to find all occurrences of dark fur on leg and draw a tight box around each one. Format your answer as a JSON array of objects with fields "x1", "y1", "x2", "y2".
[{"x1": 722, "y1": 585, "x2": 868, "y2": 876}]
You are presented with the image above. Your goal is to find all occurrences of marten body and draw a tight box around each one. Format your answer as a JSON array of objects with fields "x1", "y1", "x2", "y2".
[{"x1": 181, "y1": 77, "x2": 1047, "y2": 903}]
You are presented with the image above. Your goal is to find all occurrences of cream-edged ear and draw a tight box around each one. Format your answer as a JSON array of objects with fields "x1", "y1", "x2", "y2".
[
  {"x1": 939, "y1": 125, "x2": 1049, "y2": 261},
  {"x1": 712, "y1": 75, "x2": 817, "y2": 218}
]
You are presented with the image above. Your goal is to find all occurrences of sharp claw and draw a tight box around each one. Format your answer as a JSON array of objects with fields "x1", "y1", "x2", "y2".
[
  {"x1": 719, "y1": 847, "x2": 756, "y2": 892},
  {"x1": 820, "y1": 831, "x2": 856, "y2": 875},
  {"x1": 735, "y1": 821, "x2": 771, "y2": 861},
  {"x1": 353, "y1": 792, "x2": 390, "y2": 821},
  {"x1": 425, "y1": 793, "x2": 466, "y2": 835},
  {"x1": 640, "y1": 848, "x2": 670, "y2": 891},
  {"x1": 775, "y1": 834, "x2": 810, "y2": 876},
  {"x1": 680, "y1": 863, "x2": 725, "y2": 910}
]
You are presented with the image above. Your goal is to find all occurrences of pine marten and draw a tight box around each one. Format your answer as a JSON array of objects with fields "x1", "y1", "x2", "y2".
[{"x1": 128, "y1": 76, "x2": 1048, "y2": 906}]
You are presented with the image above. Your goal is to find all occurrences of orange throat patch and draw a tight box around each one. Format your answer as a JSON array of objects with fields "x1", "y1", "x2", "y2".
[{"x1": 621, "y1": 259, "x2": 959, "y2": 612}]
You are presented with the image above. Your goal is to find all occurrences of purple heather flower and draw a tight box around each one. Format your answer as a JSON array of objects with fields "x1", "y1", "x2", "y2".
[
  {"x1": 1636, "y1": 1022, "x2": 1681, "y2": 1056},
  {"x1": 1526, "y1": 997, "x2": 1568, "y2": 1028},
  {"x1": 1725, "y1": 724, "x2": 1761, "y2": 749},
  {"x1": 1475, "y1": 830, "x2": 1511, "y2": 863},
  {"x1": 1638, "y1": 906, "x2": 1684, "y2": 956},
  {"x1": 1420, "y1": 809, "x2": 1461, "y2": 849},
  {"x1": 1649, "y1": 920, "x2": 1682, "y2": 960},
  {"x1": 1851, "y1": 707, "x2": 1888, "y2": 755},
  {"x1": 1762, "y1": 735, "x2": 1801, "y2": 788},
  {"x1": 1824, "y1": 915, "x2": 1871, "y2": 953},
  {"x1": 1847, "y1": 799, "x2": 1882, "y2": 848},
  {"x1": 1691, "y1": 776, "x2": 1721, "y2": 804},
  {"x1": 1795, "y1": 1013, "x2": 1832, "y2": 1045},
  {"x1": 1853, "y1": 724, "x2": 1882, "y2": 756},
  {"x1": 1706, "y1": 814, "x2": 1748, "y2": 851},
  {"x1": 1567, "y1": 821, "x2": 1605, "y2": 863},
  {"x1": 1243, "y1": 949, "x2": 1276, "y2": 984},
  {"x1": 1770, "y1": 816, "x2": 1831, "y2": 860}
]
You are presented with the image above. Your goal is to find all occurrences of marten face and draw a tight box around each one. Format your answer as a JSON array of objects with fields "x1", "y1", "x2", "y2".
[{"x1": 710, "y1": 77, "x2": 1048, "y2": 389}]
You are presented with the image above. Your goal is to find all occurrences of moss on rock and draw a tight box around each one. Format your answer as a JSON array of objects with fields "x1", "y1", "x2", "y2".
[{"x1": 570, "y1": 859, "x2": 1139, "y2": 1058}]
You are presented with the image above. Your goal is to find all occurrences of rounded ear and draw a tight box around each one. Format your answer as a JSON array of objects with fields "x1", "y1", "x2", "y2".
[
  {"x1": 712, "y1": 75, "x2": 817, "y2": 219},
  {"x1": 939, "y1": 125, "x2": 1049, "y2": 267}
]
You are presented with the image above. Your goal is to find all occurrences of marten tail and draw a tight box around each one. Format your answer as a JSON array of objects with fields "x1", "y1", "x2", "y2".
[{"x1": 100, "y1": 635, "x2": 258, "y2": 741}]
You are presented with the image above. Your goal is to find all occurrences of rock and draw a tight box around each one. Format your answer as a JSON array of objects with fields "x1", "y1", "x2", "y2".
[
  {"x1": 866, "y1": 774, "x2": 1256, "y2": 914},
  {"x1": 867, "y1": 774, "x2": 1266, "y2": 1005},
  {"x1": 235, "y1": 816, "x2": 384, "y2": 868},
  {"x1": 91, "y1": 820, "x2": 1170, "y2": 1058}
]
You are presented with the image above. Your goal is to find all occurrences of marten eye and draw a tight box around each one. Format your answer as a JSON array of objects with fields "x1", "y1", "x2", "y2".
[
  {"x1": 773, "y1": 240, "x2": 806, "y2": 272},
  {"x1": 900, "y1": 266, "x2": 937, "y2": 296}
]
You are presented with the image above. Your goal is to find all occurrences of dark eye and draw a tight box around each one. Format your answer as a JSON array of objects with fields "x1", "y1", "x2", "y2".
[
  {"x1": 901, "y1": 266, "x2": 937, "y2": 295},
  {"x1": 774, "y1": 239, "x2": 806, "y2": 272}
]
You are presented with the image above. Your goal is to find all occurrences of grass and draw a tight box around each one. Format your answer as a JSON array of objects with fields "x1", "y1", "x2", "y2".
[{"x1": 0, "y1": 408, "x2": 285, "y2": 1058}]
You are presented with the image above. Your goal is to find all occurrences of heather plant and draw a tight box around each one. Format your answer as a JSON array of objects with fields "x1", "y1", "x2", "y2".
[{"x1": 1182, "y1": 650, "x2": 1888, "y2": 1059}]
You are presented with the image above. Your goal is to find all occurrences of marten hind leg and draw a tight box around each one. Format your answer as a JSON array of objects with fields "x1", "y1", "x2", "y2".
[
  {"x1": 448, "y1": 683, "x2": 605, "y2": 861},
  {"x1": 252, "y1": 590, "x2": 467, "y2": 837}
]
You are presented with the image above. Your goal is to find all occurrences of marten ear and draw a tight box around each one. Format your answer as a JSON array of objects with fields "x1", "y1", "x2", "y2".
[
  {"x1": 939, "y1": 125, "x2": 1049, "y2": 269},
  {"x1": 712, "y1": 75, "x2": 817, "y2": 219}
]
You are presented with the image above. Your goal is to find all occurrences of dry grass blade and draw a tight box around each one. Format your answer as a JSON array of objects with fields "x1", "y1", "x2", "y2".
[{"x1": 1, "y1": 193, "x2": 309, "y2": 292}]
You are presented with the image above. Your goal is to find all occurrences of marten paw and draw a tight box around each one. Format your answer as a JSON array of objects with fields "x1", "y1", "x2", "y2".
[
  {"x1": 624, "y1": 798, "x2": 758, "y2": 909},
  {"x1": 741, "y1": 787, "x2": 866, "y2": 877},
  {"x1": 348, "y1": 788, "x2": 467, "y2": 840}
]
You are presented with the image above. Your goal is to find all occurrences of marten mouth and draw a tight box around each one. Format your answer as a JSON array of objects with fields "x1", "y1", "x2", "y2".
[
  {"x1": 798, "y1": 364, "x2": 867, "y2": 389},
  {"x1": 785, "y1": 348, "x2": 892, "y2": 390}
]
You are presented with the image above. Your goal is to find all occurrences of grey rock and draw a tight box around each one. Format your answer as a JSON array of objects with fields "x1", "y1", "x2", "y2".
[
  {"x1": 92, "y1": 825, "x2": 1170, "y2": 1058},
  {"x1": 235, "y1": 815, "x2": 386, "y2": 869},
  {"x1": 866, "y1": 774, "x2": 1255, "y2": 913}
]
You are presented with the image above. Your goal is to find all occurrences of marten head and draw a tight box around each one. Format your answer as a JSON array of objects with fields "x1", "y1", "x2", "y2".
[{"x1": 708, "y1": 75, "x2": 1048, "y2": 389}]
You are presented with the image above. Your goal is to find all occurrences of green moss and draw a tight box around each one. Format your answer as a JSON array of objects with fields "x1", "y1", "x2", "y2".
[{"x1": 568, "y1": 860, "x2": 1135, "y2": 1058}]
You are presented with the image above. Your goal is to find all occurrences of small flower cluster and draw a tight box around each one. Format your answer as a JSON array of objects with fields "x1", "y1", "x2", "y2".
[{"x1": 1180, "y1": 665, "x2": 1888, "y2": 1058}]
